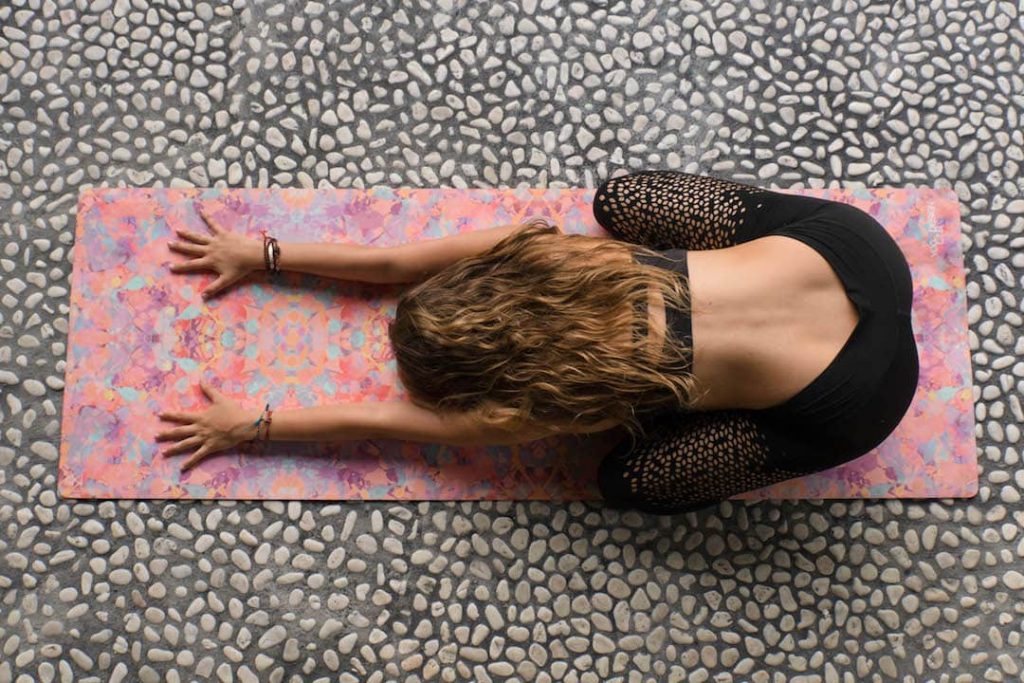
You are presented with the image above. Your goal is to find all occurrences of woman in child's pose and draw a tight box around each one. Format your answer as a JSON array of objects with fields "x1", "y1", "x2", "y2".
[{"x1": 156, "y1": 171, "x2": 919, "y2": 514}]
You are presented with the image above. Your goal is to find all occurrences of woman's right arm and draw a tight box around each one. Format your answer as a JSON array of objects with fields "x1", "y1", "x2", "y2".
[{"x1": 278, "y1": 222, "x2": 533, "y2": 284}]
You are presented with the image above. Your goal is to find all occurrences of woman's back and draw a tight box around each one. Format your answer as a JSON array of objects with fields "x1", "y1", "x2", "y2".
[
  {"x1": 595, "y1": 170, "x2": 919, "y2": 514},
  {"x1": 660, "y1": 234, "x2": 863, "y2": 411}
]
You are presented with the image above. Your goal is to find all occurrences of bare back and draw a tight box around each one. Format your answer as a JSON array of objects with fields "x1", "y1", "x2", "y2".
[{"x1": 647, "y1": 235, "x2": 860, "y2": 411}]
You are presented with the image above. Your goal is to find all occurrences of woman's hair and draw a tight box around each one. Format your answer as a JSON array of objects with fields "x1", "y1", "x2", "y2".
[{"x1": 387, "y1": 218, "x2": 704, "y2": 440}]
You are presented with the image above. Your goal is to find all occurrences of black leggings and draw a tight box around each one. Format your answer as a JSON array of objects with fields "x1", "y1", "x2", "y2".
[{"x1": 592, "y1": 171, "x2": 920, "y2": 515}]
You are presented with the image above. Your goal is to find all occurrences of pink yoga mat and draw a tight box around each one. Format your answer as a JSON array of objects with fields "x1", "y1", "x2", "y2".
[{"x1": 59, "y1": 186, "x2": 976, "y2": 501}]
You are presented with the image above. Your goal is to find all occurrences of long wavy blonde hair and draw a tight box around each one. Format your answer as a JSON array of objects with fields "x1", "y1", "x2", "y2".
[{"x1": 387, "y1": 219, "x2": 703, "y2": 440}]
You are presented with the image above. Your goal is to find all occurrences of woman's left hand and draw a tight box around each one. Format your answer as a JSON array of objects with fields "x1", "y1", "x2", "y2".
[{"x1": 156, "y1": 379, "x2": 257, "y2": 471}]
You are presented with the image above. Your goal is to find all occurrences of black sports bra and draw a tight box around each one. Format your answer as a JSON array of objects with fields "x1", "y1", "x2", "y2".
[{"x1": 634, "y1": 249, "x2": 694, "y2": 374}]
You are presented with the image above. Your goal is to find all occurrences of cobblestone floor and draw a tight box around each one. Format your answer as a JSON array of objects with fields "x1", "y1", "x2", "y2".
[{"x1": 1, "y1": 1, "x2": 1022, "y2": 681}]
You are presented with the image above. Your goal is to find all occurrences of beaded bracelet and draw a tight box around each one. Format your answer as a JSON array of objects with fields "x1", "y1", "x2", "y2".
[{"x1": 250, "y1": 402, "x2": 273, "y2": 448}]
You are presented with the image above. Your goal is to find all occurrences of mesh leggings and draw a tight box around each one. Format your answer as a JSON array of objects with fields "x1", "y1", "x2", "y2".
[{"x1": 593, "y1": 170, "x2": 842, "y2": 515}]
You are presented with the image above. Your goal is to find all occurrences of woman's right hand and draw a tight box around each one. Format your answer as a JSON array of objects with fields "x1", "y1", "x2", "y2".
[{"x1": 168, "y1": 203, "x2": 265, "y2": 299}]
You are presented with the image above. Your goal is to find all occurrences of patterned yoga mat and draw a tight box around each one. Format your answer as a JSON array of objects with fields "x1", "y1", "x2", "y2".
[{"x1": 59, "y1": 186, "x2": 976, "y2": 501}]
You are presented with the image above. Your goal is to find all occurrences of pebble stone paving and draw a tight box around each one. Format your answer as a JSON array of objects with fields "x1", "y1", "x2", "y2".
[{"x1": 1, "y1": 0, "x2": 1024, "y2": 681}]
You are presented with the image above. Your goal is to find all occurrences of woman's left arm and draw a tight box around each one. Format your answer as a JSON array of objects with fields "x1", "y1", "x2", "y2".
[
  {"x1": 157, "y1": 380, "x2": 618, "y2": 471},
  {"x1": 272, "y1": 400, "x2": 622, "y2": 446},
  {"x1": 263, "y1": 400, "x2": 560, "y2": 447}
]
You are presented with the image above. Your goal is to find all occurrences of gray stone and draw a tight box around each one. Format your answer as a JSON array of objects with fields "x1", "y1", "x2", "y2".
[{"x1": 0, "y1": 3, "x2": 1020, "y2": 682}]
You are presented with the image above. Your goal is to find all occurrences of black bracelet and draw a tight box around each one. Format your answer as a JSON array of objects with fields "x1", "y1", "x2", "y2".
[{"x1": 261, "y1": 230, "x2": 272, "y2": 273}]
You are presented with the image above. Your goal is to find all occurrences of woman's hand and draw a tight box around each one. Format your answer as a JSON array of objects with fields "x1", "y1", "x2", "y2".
[
  {"x1": 167, "y1": 203, "x2": 264, "y2": 299},
  {"x1": 155, "y1": 379, "x2": 259, "y2": 471}
]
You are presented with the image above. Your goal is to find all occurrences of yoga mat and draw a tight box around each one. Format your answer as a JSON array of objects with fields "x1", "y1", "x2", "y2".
[{"x1": 59, "y1": 186, "x2": 976, "y2": 501}]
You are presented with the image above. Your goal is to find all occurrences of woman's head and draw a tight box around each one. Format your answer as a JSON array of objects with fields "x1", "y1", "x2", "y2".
[{"x1": 387, "y1": 218, "x2": 702, "y2": 439}]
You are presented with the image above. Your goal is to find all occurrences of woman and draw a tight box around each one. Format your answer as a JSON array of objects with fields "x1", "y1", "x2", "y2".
[{"x1": 156, "y1": 171, "x2": 919, "y2": 514}]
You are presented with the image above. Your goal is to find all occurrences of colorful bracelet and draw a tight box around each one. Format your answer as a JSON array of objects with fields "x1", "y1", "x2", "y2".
[
  {"x1": 251, "y1": 402, "x2": 272, "y2": 445},
  {"x1": 262, "y1": 408, "x2": 273, "y2": 442}
]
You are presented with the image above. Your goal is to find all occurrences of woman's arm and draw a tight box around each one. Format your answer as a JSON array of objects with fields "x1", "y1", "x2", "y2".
[
  {"x1": 157, "y1": 384, "x2": 625, "y2": 471},
  {"x1": 276, "y1": 222, "x2": 532, "y2": 284},
  {"x1": 241, "y1": 400, "x2": 620, "y2": 447}
]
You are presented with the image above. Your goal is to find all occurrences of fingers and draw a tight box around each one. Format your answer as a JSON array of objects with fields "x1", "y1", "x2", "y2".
[
  {"x1": 201, "y1": 276, "x2": 230, "y2": 299},
  {"x1": 173, "y1": 227, "x2": 211, "y2": 245},
  {"x1": 155, "y1": 424, "x2": 198, "y2": 442},
  {"x1": 199, "y1": 379, "x2": 223, "y2": 401},
  {"x1": 161, "y1": 435, "x2": 203, "y2": 457},
  {"x1": 160, "y1": 411, "x2": 199, "y2": 423},
  {"x1": 181, "y1": 446, "x2": 210, "y2": 472},
  {"x1": 169, "y1": 240, "x2": 206, "y2": 256},
  {"x1": 167, "y1": 258, "x2": 234, "y2": 299},
  {"x1": 197, "y1": 205, "x2": 224, "y2": 235},
  {"x1": 168, "y1": 257, "x2": 212, "y2": 273}
]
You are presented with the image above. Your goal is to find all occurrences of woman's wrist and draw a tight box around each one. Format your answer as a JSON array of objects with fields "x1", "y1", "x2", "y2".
[
  {"x1": 243, "y1": 239, "x2": 266, "y2": 272},
  {"x1": 249, "y1": 403, "x2": 381, "y2": 442},
  {"x1": 231, "y1": 407, "x2": 265, "y2": 443}
]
